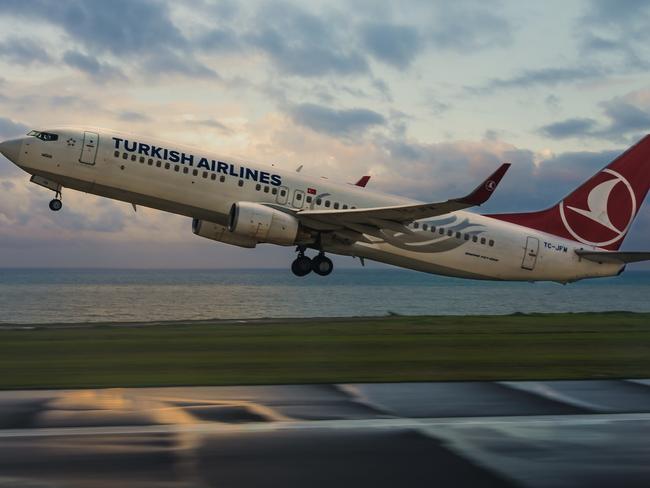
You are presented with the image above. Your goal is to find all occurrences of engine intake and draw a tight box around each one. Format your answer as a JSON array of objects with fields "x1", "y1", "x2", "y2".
[{"x1": 228, "y1": 202, "x2": 300, "y2": 246}]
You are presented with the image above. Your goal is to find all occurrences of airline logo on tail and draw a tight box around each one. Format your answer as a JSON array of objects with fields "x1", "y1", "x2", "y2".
[{"x1": 559, "y1": 168, "x2": 636, "y2": 247}]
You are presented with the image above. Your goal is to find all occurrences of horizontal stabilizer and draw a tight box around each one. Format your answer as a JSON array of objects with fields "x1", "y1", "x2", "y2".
[{"x1": 575, "y1": 250, "x2": 650, "y2": 264}]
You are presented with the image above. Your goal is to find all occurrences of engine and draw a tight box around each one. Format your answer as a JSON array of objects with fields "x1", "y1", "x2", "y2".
[
  {"x1": 192, "y1": 218, "x2": 257, "y2": 248},
  {"x1": 228, "y1": 202, "x2": 300, "y2": 246}
]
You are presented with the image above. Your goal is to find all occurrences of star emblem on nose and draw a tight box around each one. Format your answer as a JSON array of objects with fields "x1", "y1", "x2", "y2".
[{"x1": 66, "y1": 138, "x2": 76, "y2": 146}]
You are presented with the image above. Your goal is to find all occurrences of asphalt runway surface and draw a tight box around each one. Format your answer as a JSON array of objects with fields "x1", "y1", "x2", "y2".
[{"x1": 1, "y1": 380, "x2": 650, "y2": 487}]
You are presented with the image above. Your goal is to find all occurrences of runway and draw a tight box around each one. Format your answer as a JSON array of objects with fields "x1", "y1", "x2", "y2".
[{"x1": 1, "y1": 380, "x2": 650, "y2": 487}]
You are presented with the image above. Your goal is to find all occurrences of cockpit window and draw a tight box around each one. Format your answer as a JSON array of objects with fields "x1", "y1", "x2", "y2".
[{"x1": 27, "y1": 130, "x2": 59, "y2": 141}]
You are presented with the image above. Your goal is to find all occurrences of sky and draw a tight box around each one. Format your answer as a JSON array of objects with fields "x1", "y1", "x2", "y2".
[{"x1": 0, "y1": 0, "x2": 649, "y2": 268}]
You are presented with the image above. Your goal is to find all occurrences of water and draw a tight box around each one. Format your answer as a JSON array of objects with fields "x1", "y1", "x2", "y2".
[{"x1": 0, "y1": 268, "x2": 649, "y2": 324}]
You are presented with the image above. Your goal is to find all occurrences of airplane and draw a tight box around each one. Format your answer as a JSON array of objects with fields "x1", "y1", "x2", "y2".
[{"x1": 1, "y1": 127, "x2": 649, "y2": 283}]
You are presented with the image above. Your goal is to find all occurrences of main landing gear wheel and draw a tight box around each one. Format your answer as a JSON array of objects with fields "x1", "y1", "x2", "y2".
[
  {"x1": 49, "y1": 198, "x2": 62, "y2": 211},
  {"x1": 291, "y1": 254, "x2": 312, "y2": 277},
  {"x1": 311, "y1": 253, "x2": 333, "y2": 276}
]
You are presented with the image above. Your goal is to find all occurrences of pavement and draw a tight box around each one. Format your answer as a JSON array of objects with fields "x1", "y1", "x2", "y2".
[{"x1": 1, "y1": 380, "x2": 650, "y2": 487}]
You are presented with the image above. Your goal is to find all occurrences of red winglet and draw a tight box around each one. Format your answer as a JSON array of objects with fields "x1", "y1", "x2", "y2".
[
  {"x1": 458, "y1": 163, "x2": 510, "y2": 206},
  {"x1": 354, "y1": 175, "x2": 371, "y2": 187}
]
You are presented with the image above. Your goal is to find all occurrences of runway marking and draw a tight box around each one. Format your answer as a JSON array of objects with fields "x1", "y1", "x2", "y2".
[{"x1": 1, "y1": 412, "x2": 650, "y2": 438}]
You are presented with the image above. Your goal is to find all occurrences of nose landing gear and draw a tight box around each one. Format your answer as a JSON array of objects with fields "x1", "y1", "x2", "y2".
[
  {"x1": 291, "y1": 247, "x2": 334, "y2": 277},
  {"x1": 49, "y1": 190, "x2": 63, "y2": 211}
]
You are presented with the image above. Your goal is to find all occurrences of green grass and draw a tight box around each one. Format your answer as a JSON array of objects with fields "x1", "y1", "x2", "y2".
[{"x1": 1, "y1": 313, "x2": 649, "y2": 389}]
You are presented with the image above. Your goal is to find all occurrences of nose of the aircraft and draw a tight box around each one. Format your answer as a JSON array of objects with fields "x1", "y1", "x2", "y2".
[{"x1": 0, "y1": 138, "x2": 23, "y2": 164}]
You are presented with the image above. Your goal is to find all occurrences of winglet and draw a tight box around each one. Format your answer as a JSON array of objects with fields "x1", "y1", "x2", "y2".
[
  {"x1": 458, "y1": 163, "x2": 510, "y2": 206},
  {"x1": 354, "y1": 175, "x2": 371, "y2": 187}
]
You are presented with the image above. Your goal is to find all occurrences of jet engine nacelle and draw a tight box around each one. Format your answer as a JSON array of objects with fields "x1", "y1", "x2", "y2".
[
  {"x1": 228, "y1": 202, "x2": 300, "y2": 246},
  {"x1": 192, "y1": 218, "x2": 257, "y2": 248}
]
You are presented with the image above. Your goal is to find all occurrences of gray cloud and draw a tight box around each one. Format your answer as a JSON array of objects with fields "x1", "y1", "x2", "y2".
[
  {"x1": 539, "y1": 96, "x2": 650, "y2": 142},
  {"x1": 63, "y1": 50, "x2": 125, "y2": 80},
  {"x1": 0, "y1": 37, "x2": 51, "y2": 65},
  {"x1": 247, "y1": 3, "x2": 368, "y2": 77},
  {"x1": 0, "y1": 117, "x2": 29, "y2": 139},
  {"x1": 0, "y1": 0, "x2": 212, "y2": 79},
  {"x1": 190, "y1": 119, "x2": 232, "y2": 134},
  {"x1": 539, "y1": 118, "x2": 598, "y2": 139},
  {"x1": 428, "y1": 2, "x2": 512, "y2": 52},
  {"x1": 360, "y1": 22, "x2": 422, "y2": 69},
  {"x1": 470, "y1": 66, "x2": 606, "y2": 94},
  {"x1": 118, "y1": 111, "x2": 151, "y2": 123},
  {"x1": 289, "y1": 103, "x2": 386, "y2": 137}
]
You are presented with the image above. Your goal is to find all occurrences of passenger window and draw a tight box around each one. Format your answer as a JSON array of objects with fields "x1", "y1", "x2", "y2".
[
  {"x1": 264, "y1": 186, "x2": 269, "y2": 193},
  {"x1": 456, "y1": 232, "x2": 461, "y2": 239},
  {"x1": 464, "y1": 234, "x2": 470, "y2": 240},
  {"x1": 256, "y1": 184, "x2": 261, "y2": 191},
  {"x1": 334, "y1": 202, "x2": 339, "y2": 209},
  {"x1": 342, "y1": 204, "x2": 348, "y2": 209},
  {"x1": 122, "y1": 153, "x2": 128, "y2": 160},
  {"x1": 447, "y1": 229, "x2": 453, "y2": 236},
  {"x1": 193, "y1": 169, "x2": 198, "y2": 176},
  {"x1": 472, "y1": 235, "x2": 478, "y2": 242},
  {"x1": 220, "y1": 175, "x2": 225, "y2": 182},
  {"x1": 422, "y1": 224, "x2": 428, "y2": 231},
  {"x1": 156, "y1": 161, "x2": 161, "y2": 167},
  {"x1": 413, "y1": 222, "x2": 419, "y2": 229},
  {"x1": 489, "y1": 239, "x2": 495, "y2": 247},
  {"x1": 140, "y1": 156, "x2": 145, "y2": 163},
  {"x1": 203, "y1": 171, "x2": 208, "y2": 178},
  {"x1": 272, "y1": 188, "x2": 278, "y2": 195},
  {"x1": 480, "y1": 237, "x2": 486, "y2": 244},
  {"x1": 238, "y1": 180, "x2": 244, "y2": 187},
  {"x1": 431, "y1": 226, "x2": 436, "y2": 232},
  {"x1": 174, "y1": 165, "x2": 180, "y2": 172},
  {"x1": 296, "y1": 193, "x2": 302, "y2": 200},
  {"x1": 281, "y1": 189, "x2": 287, "y2": 197},
  {"x1": 114, "y1": 150, "x2": 119, "y2": 158},
  {"x1": 306, "y1": 195, "x2": 312, "y2": 203},
  {"x1": 325, "y1": 200, "x2": 331, "y2": 207},
  {"x1": 131, "y1": 154, "x2": 137, "y2": 161},
  {"x1": 316, "y1": 198, "x2": 322, "y2": 205},
  {"x1": 211, "y1": 174, "x2": 216, "y2": 180},
  {"x1": 440, "y1": 228, "x2": 445, "y2": 235},
  {"x1": 165, "y1": 162, "x2": 170, "y2": 169},
  {"x1": 183, "y1": 167, "x2": 189, "y2": 174},
  {"x1": 147, "y1": 159, "x2": 153, "y2": 166}
]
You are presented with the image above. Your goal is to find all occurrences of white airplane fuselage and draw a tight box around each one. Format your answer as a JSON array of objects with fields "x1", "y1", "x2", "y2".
[{"x1": 3, "y1": 127, "x2": 624, "y2": 282}]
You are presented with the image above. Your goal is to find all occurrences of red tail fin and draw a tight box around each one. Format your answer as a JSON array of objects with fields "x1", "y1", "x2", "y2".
[{"x1": 490, "y1": 135, "x2": 650, "y2": 250}]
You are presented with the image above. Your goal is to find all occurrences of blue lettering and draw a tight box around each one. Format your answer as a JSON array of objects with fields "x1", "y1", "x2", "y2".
[
  {"x1": 229, "y1": 164, "x2": 238, "y2": 177},
  {"x1": 137, "y1": 143, "x2": 150, "y2": 156},
  {"x1": 259, "y1": 171, "x2": 270, "y2": 184},
  {"x1": 169, "y1": 150, "x2": 180, "y2": 163},
  {"x1": 163, "y1": 148, "x2": 168, "y2": 160},
  {"x1": 181, "y1": 152, "x2": 194, "y2": 166},
  {"x1": 112, "y1": 137, "x2": 123, "y2": 149},
  {"x1": 124, "y1": 140, "x2": 137, "y2": 152},
  {"x1": 210, "y1": 160, "x2": 217, "y2": 172},
  {"x1": 244, "y1": 168, "x2": 259, "y2": 181},
  {"x1": 150, "y1": 145, "x2": 162, "y2": 159},
  {"x1": 197, "y1": 158, "x2": 211, "y2": 170},
  {"x1": 217, "y1": 161, "x2": 228, "y2": 174},
  {"x1": 271, "y1": 174, "x2": 282, "y2": 186}
]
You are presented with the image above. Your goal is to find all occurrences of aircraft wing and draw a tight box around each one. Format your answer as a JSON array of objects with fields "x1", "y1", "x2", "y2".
[
  {"x1": 575, "y1": 250, "x2": 650, "y2": 264},
  {"x1": 296, "y1": 163, "x2": 510, "y2": 229}
]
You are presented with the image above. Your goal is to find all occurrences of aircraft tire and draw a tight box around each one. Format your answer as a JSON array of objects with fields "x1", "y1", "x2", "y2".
[
  {"x1": 49, "y1": 199, "x2": 63, "y2": 211},
  {"x1": 312, "y1": 254, "x2": 333, "y2": 276},
  {"x1": 291, "y1": 255, "x2": 312, "y2": 276}
]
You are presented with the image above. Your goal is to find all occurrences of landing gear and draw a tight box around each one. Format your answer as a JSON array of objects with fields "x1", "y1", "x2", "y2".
[
  {"x1": 49, "y1": 198, "x2": 62, "y2": 211},
  {"x1": 290, "y1": 247, "x2": 334, "y2": 277},
  {"x1": 311, "y1": 252, "x2": 333, "y2": 276}
]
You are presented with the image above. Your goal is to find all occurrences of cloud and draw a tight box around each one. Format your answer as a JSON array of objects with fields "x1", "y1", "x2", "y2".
[
  {"x1": 0, "y1": 117, "x2": 29, "y2": 139},
  {"x1": 0, "y1": 37, "x2": 51, "y2": 65},
  {"x1": 190, "y1": 119, "x2": 232, "y2": 134},
  {"x1": 360, "y1": 22, "x2": 422, "y2": 69},
  {"x1": 539, "y1": 118, "x2": 598, "y2": 139},
  {"x1": 289, "y1": 103, "x2": 386, "y2": 137},
  {"x1": 63, "y1": 50, "x2": 125, "y2": 80},
  {"x1": 247, "y1": 3, "x2": 369, "y2": 77},
  {"x1": 118, "y1": 111, "x2": 151, "y2": 123},
  {"x1": 0, "y1": 0, "x2": 212, "y2": 78},
  {"x1": 469, "y1": 66, "x2": 606, "y2": 94},
  {"x1": 428, "y1": 1, "x2": 512, "y2": 52},
  {"x1": 539, "y1": 92, "x2": 650, "y2": 142}
]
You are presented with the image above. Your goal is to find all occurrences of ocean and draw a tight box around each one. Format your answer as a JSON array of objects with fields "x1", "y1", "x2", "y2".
[{"x1": 0, "y1": 268, "x2": 649, "y2": 324}]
